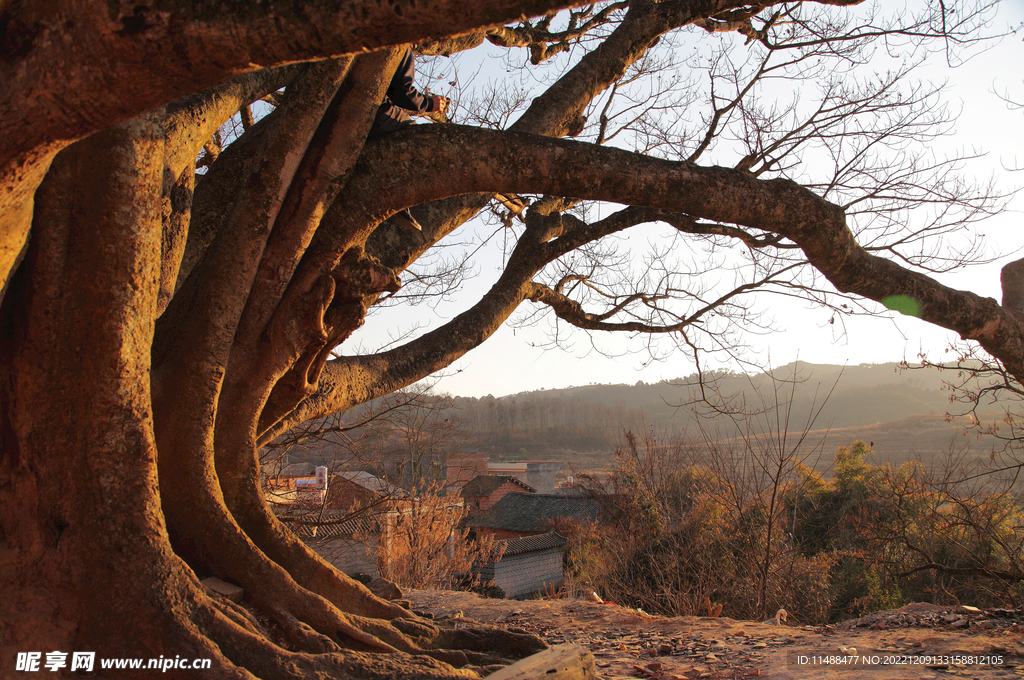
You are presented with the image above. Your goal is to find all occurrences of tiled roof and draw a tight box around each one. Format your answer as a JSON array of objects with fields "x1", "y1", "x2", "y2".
[
  {"x1": 497, "y1": 531, "x2": 568, "y2": 556},
  {"x1": 466, "y1": 492, "x2": 605, "y2": 533},
  {"x1": 336, "y1": 470, "x2": 406, "y2": 496},
  {"x1": 283, "y1": 514, "x2": 378, "y2": 540},
  {"x1": 460, "y1": 474, "x2": 535, "y2": 497}
]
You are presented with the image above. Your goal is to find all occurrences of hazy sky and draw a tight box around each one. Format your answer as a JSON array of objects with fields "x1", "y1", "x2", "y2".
[{"x1": 350, "y1": 1, "x2": 1024, "y2": 398}]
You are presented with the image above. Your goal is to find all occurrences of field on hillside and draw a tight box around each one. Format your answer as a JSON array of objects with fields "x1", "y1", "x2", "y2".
[{"x1": 554, "y1": 412, "x2": 1011, "y2": 480}]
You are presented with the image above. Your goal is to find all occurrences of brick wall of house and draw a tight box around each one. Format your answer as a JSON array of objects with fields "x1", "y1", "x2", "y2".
[
  {"x1": 477, "y1": 480, "x2": 530, "y2": 512},
  {"x1": 479, "y1": 548, "x2": 564, "y2": 598},
  {"x1": 446, "y1": 453, "x2": 489, "y2": 486},
  {"x1": 325, "y1": 477, "x2": 377, "y2": 513},
  {"x1": 309, "y1": 537, "x2": 379, "y2": 578}
]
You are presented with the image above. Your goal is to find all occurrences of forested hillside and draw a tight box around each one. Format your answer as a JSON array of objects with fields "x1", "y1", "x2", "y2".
[{"x1": 455, "y1": 362, "x2": 1004, "y2": 467}]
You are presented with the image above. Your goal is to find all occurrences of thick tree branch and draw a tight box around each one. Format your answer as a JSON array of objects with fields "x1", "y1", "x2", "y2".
[
  {"x1": 163, "y1": 65, "x2": 303, "y2": 183},
  {"x1": 0, "y1": 0, "x2": 590, "y2": 300},
  {"x1": 0, "y1": 0, "x2": 590, "y2": 173},
  {"x1": 154, "y1": 59, "x2": 349, "y2": 381},
  {"x1": 1001, "y1": 258, "x2": 1024, "y2": 316},
  {"x1": 337, "y1": 123, "x2": 1024, "y2": 387},
  {"x1": 233, "y1": 51, "x2": 395, "y2": 360},
  {"x1": 359, "y1": 0, "x2": 867, "y2": 292},
  {"x1": 362, "y1": 0, "x2": 747, "y2": 283},
  {"x1": 258, "y1": 228, "x2": 560, "y2": 443},
  {"x1": 158, "y1": 163, "x2": 194, "y2": 316}
]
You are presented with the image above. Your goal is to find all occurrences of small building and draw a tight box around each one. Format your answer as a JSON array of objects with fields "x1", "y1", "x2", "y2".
[
  {"x1": 328, "y1": 471, "x2": 404, "y2": 512},
  {"x1": 478, "y1": 532, "x2": 568, "y2": 598},
  {"x1": 286, "y1": 514, "x2": 380, "y2": 578},
  {"x1": 275, "y1": 471, "x2": 407, "y2": 578},
  {"x1": 466, "y1": 492, "x2": 606, "y2": 540},
  {"x1": 525, "y1": 461, "x2": 562, "y2": 494},
  {"x1": 486, "y1": 462, "x2": 527, "y2": 480},
  {"x1": 460, "y1": 475, "x2": 535, "y2": 516},
  {"x1": 265, "y1": 464, "x2": 328, "y2": 506},
  {"x1": 486, "y1": 461, "x2": 563, "y2": 494}
]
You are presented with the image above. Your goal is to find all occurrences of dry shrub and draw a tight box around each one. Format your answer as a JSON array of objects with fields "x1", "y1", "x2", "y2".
[
  {"x1": 360, "y1": 483, "x2": 504, "y2": 590},
  {"x1": 573, "y1": 423, "x2": 837, "y2": 622}
]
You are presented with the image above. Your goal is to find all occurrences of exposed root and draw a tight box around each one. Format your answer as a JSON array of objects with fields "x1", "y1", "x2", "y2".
[
  {"x1": 343, "y1": 613, "x2": 441, "y2": 652},
  {"x1": 253, "y1": 584, "x2": 404, "y2": 654},
  {"x1": 420, "y1": 648, "x2": 510, "y2": 668},
  {"x1": 422, "y1": 649, "x2": 470, "y2": 668},
  {"x1": 200, "y1": 582, "x2": 547, "y2": 678},
  {"x1": 214, "y1": 595, "x2": 271, "y2": 638},
  {"x1": 201, "y1": 595, "x2": 477, "y2": 680},
  {"x1": 434, "y1": 623, "x2": 549, "y2": 659},
  {"x1": 392, "y1": 616, "x2": 444, "y2": 640},
  {"x1": 266, "y1": 604, "x2": 344, "y2": 654}
]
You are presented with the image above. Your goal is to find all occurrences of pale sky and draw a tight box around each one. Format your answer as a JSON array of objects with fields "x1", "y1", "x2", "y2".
[{"x1": 349, "y1": 1, "x2": 1024, "y2": 399}]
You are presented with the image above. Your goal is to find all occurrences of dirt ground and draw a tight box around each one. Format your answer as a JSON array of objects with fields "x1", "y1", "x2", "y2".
[{"x1": 405, "y1": 590, "x2": 1024, "y2": 680}]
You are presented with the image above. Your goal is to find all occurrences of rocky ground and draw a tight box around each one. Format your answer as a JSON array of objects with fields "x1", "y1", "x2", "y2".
[{"x1": 405, "y1": 590, "x2": 1024, "y2": 680}]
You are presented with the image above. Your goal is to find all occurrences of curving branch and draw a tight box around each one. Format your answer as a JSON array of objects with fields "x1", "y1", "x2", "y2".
[
  {"x1": 260, "y1": 107, "x2": 1018, "y2": 440},
  {"x1": 486, "y1": 2, "x2": 631, "y2": 64},
  {"x1": 163, "y1": 65, "x2": 304, "y2": 184},
  {"x1": 361, "y1": 0, "x2": 754, "y2": 285},
  {"x1": 350, "y1": 123, "x2": 1024, "y2": 377}
]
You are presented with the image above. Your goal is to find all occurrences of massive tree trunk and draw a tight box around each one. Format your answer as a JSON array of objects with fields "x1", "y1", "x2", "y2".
[
  {"x1": 1, "y1": 0, "x2": 1018, "y2": 678},
  {"x1": 0, "y1": 114, "x2": 255, "y2": 678},
  {"x1": 0, "y1": 2, "x2": 572, "y2": 677}
]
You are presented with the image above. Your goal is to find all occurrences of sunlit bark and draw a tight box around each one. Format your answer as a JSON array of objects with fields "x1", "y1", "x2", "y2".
[{"x1": 1, "y1": 0, "x2": 1012, "y2": 677}]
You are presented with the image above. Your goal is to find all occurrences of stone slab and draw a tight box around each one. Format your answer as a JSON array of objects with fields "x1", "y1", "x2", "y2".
[
  {"x1": 484, "y1": 644, "x2": 595, "y2": 680},
  {"x1": 201, "y1": 576, "x2": 244, "y2": 603}
]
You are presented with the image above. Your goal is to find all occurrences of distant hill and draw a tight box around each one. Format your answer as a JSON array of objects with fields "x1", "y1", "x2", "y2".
[{"x1": 454, "y1": 361, "x2": 1009, "y2": 471}]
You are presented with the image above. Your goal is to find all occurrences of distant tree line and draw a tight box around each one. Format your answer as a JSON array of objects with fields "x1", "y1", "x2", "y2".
[{"x1": 454, "y1": 394, "x2": 646, "y2": 454}]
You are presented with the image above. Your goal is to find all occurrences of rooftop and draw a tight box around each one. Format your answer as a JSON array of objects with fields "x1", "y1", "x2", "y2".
[
  {"x1": 497, "y1": 531, "x2": 568, "y2": 557},
  {"x1": 461, "y1": 474, "x2": 535, "y2": 497},
  {"x1": 466, "y1": 492, "x2": 606, "y2": 533},
  {"x1": 336, "y1": 470, "x2": 406, "y2": 496},
  {"x1": 283, "y1": 513, "x2": 378, "y2": 540}
]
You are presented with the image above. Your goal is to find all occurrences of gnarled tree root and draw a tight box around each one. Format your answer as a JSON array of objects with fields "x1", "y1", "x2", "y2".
[
  {"x1": 197, "y1": 593, "x2": 478, "y2": 680},
  {"x1": 201, "y1": 591, "x2": 550, "y2": 679}
]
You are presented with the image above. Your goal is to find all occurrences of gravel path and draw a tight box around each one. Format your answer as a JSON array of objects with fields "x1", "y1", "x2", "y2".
[{"x1": 406, "y1": 590, "x2": 1024, "y2": 679}]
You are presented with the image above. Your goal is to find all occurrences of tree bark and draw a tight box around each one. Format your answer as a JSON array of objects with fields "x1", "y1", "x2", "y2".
[
  {"x1": 264, "y1": 123, "x2": 1024, "y2": 436},
  {"x1": 2, "y1": 2, "x2": 1016, "y2": 678},
  {"x1": 0, "y1": 0, "x2": 589, "y2": 298},
  {"x1": 0, "y1": 112, "x2": 254, "y2": 678}
]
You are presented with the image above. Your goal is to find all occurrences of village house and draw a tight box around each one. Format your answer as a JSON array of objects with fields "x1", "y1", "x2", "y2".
[
  {"x1": 466, "y1": 492, "x2": 607, "y2": 540},
  {"x1": 486, "y1": 460, "x2": 563, "y2": 494},
  {"x1": 287, "y1": 514, "x2": 381, "y2": 578},
  {"x1": 271, "y1": 467, "x2": 409, "y2": 578},
  {"x1": 465, "y1": 492, "x2": 607, "y2": 598},
  {"x1": 478, "y1": 532, "x2": 568, "y2": 598},
  {"x1": 460, "y1": 474, "x2": 535, "y2": 517},
  {"x1": 327, "y1": 470, "x2": 405, "y2": 513},
  {"x1": 263, "y1": 463, "x2": 328, "y2": 506}
]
